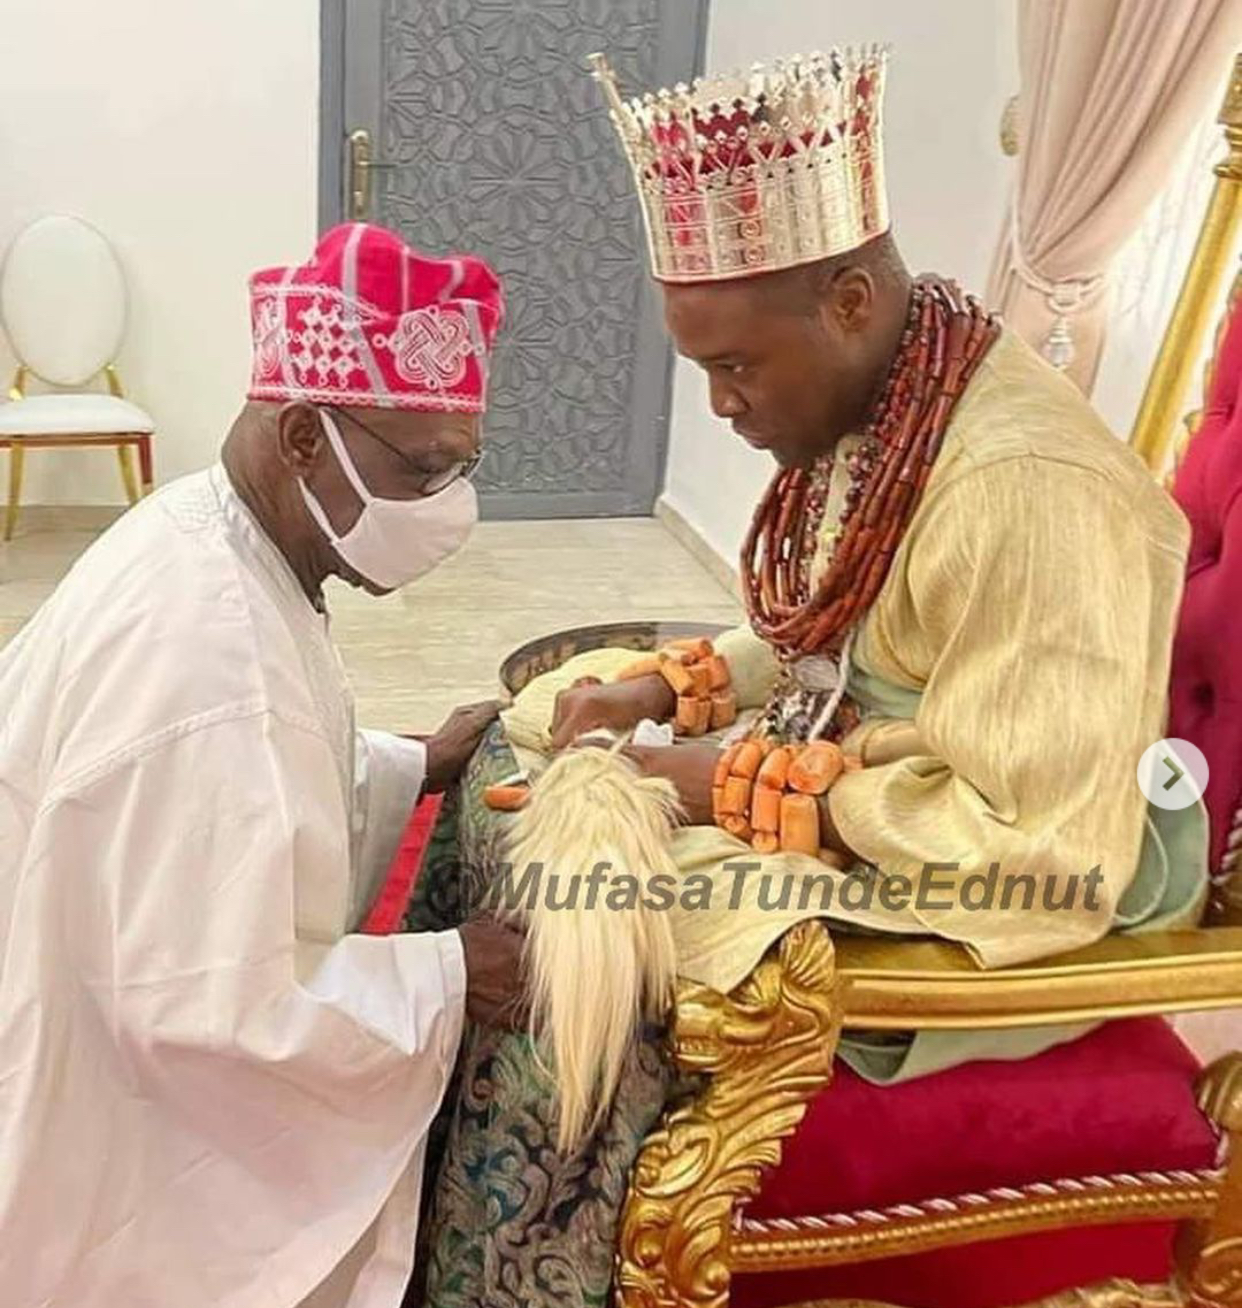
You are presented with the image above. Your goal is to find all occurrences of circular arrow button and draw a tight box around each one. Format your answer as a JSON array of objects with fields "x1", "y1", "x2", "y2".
[{"x1": 1137, "y1": 738, "x2": 1209, "y2": 811}]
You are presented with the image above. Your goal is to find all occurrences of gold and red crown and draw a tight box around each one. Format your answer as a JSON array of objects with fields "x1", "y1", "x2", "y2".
[{"x1": 590, "y1": 47, "x2": 890, "y2": 284}]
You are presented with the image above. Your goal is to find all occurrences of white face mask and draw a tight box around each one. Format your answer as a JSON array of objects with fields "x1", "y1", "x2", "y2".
[{"x1": 299, "y1": 410, "x2": 478, "y2": 590}]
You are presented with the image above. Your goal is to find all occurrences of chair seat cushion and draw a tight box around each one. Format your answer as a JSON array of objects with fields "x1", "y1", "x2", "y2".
[
  {"x1": 733, "y1": 1018, "x2": 1220, "y2": 1308},
  {"x1": 0, "y1": 392, "x2": 154, "y2": 436}
]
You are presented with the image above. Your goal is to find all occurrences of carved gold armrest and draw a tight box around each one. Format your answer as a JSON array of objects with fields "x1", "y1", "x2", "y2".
[
  {"x1": 618, "y1": 922, "x2": 842, "y2": 1308},
  {"x1": 835, "y1": 928, "x2": 1242, "y2": 1030}
]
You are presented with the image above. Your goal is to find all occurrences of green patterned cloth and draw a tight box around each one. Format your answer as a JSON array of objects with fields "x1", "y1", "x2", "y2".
[{"x1": 402, "y1": 723, "x2": 674, "y2": 1308}]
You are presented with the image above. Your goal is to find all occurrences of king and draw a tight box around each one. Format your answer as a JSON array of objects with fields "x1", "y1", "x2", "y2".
[
  {"x1": 411, "y1": 47, "x2": 1208, "y2": 1308},
  {"x1": 546, "y1": 45, "x2": 1205, "y2": 970}
]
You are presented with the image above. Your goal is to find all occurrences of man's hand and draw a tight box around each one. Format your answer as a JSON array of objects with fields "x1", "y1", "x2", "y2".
[
  {"x1": 816, "y1": 791, "x2": 859, "y2": 864},
  {"x1": 623, "y1": 742, "x2": 722, "y2": 826},
  {"x1": 424, "y1": 700, "x2": 503, "y2": 792},
  {"x1": 550, "y1": 674, "x2": 675, "y2": 750},
  {"x1": 458, "y1": 916, "x2": 529, "y2": 1029},
  {"x1": 625, "y1": 739, "x2": 866, "y2": 855}
]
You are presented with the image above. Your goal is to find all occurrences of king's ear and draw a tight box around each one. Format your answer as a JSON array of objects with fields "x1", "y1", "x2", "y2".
[
  {"x1": 276, "y1": 403, "x2": 324, "y2": 472},
  {"x1": 827, "y1": 266, "x2": 876, "y2": 334}
]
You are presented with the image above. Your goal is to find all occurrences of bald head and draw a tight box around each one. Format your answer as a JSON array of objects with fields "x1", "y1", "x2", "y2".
[{"x1": 767, "y1": 232, "x2": 908, "y2": 313}]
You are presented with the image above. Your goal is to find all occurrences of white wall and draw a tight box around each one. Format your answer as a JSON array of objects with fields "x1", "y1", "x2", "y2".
[
  {"x1": 662, "y1": 0, "x2": 1019, "y2": 567},
  {"x1": 0, "y1": 0, "x2": 319, "y2": 505}
]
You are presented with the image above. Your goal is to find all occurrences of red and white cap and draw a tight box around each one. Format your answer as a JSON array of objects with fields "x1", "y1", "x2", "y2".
[{"x1": 247, "y1": 223, "x2": 504, "y2": 412}]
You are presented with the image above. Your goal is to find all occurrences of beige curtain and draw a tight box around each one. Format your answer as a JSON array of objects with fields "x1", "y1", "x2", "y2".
[{"x1": 987, "y1": 0, "x2": 1242, "y2": 391}]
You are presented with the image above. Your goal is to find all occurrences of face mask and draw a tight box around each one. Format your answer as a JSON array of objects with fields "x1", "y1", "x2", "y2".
[{"x1": 299, "y1": 410, "x2": 478, "y2": 590}]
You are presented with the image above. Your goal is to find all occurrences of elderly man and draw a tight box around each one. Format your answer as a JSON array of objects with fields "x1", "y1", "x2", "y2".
[{"x1": 0, "y1": 222, "x2": 525, "y2": 1308}]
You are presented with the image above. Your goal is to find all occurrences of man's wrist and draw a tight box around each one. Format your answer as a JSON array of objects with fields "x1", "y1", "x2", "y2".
[
  {"x1": 636, "y1": 672, "x2": 677, "y2": 722},
  {"x1": 816, "y1": 789, "x2": 855, "y2": 860}
]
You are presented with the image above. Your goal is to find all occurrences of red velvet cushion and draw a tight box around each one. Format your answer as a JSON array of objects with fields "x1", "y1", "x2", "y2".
[
  {"x1": 1169, "y1": 290, "x2": 1242, "y2": 873},
  {"x1": 733, "y1": 1018, "x2": 1218, "y2": 1308},
  {"x1": 749, "y1": 1018, "x2": 1216, "y2": 1220}
]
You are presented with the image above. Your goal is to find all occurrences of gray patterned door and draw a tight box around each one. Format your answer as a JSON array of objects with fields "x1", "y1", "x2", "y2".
[{"x1": 323, "y1": 0, "x2": 708, "y2": 519}]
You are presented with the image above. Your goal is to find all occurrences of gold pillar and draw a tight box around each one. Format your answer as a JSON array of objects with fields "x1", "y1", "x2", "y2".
[{"x1": 1131, "y1": 55, "x2": 1242, "y2": 472}]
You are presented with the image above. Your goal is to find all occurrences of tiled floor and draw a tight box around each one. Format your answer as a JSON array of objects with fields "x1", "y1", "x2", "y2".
[{"x1": 0, "y1": 507, "x2": 743, "y2": 733}]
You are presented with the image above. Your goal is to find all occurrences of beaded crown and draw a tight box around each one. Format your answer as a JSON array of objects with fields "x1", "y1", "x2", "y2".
[{"x1": 590, "y1": 47, "x2": 890, "y2": 283}]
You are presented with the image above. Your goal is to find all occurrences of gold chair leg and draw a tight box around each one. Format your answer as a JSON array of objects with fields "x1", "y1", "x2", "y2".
[
  {"x1": 4, "y1": 443, "x2": 25, "y2": 541},
  {"x1": 137, "y1": 434, "x2": 154, "y2": 496},
  {"x1": 1176, "y1": 1053, "x2": 1242, "y2": 1306},
  {"x1": 617, "y1": 922, "x2": 841, "y2": 1308},
  {"x1": 116, "y1": 444, "x2": 139, "y2": 505}
]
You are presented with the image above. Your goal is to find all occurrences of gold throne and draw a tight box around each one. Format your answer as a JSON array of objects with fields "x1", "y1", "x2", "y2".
[{"x1": 611, "y1": 57, "x2": 1242, "y2": 1308}]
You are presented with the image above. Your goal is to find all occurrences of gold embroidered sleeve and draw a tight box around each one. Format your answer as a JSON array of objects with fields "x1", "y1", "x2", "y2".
[{"x1": 827, "y1": 456, "x2": 1189, "y2": 967}]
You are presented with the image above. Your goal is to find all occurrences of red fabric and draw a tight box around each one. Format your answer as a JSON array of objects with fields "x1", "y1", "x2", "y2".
[
  {"x1": 731, "y1": 1222, "x2": 1180, "y2": 1308},
  {"x1": 733, "y1": 1019, "x2": 1218, "y2": 1308},
  {"x1": 361, "y1": 793, "x2": 443, "y2": 935},
  {"x1": 248, "y1": 223, "x2": 504, "y2": 413},
  {"x1": 1169, "y1": 288, "x2": 1242, "y2": 873},
  {"x1": 748, "y1": 1018, "x2": 1216, "y2": 1221}
]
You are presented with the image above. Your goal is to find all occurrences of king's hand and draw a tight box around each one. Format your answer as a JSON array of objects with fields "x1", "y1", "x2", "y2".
[
  {"x1": 549, "y1": 674, "x2": 675, "y2": 750},
  {"x1": 622, "y1": 743, "x2": 722, "y2": 826}
]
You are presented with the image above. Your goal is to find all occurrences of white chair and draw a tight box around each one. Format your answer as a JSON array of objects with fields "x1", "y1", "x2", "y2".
[{"x1": 0, "y1": 215, "x2": 155, "y2": 541}]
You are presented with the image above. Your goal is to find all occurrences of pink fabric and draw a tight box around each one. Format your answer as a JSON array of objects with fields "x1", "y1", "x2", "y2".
[
  {"x1": 1169, "y1": 287, "x2": 1242, "y2": 874},
  {"x1": 985, "y1": 0, "x2": 1241, "y2": 391},
  {"x1": 247, "y1": 223, "x2": 503, "y2": 413}
]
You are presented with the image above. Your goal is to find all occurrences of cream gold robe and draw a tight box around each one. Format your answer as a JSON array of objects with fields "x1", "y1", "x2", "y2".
[
  {"x1": 732, "y1": 328, "x2": 1203, "y2": 965},
  {"x1": 503, "y1": 332, "x2": 1205, "y2": 1073}
]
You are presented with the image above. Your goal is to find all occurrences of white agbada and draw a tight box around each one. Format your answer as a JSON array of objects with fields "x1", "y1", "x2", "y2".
[{"x1": 0, "y1": 465, "x2": 465, "y2": 1308}]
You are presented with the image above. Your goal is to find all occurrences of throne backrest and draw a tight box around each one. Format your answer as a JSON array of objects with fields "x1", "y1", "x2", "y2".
[{"x1": 1167, "y1": 271, "x2": 1242, "y2": 911}]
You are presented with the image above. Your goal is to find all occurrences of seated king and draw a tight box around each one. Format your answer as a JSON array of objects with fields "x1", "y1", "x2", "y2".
[{"x1": 407, "y1": 46, "x2": 1208, "y2": 1308}]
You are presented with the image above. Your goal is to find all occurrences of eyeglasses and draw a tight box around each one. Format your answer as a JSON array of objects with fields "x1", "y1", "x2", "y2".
[{"x1": 325, "y1": 406, "x2": 485, "y2": 495}]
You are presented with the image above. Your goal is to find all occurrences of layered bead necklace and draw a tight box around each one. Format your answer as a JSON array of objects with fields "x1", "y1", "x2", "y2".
[{"x1": 741, "y1": 277, "x2": 1000, "y2": 741}]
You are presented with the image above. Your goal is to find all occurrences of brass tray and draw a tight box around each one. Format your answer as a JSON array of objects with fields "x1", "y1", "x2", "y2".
[{"x1": 500, "y1": 620, "x2": 730, "y2": 697}]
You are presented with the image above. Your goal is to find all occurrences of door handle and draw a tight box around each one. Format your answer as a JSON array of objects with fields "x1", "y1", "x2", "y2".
[{"x1": 347, "y1": 128, "x2": 396, "y2": 221}]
